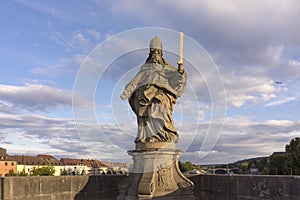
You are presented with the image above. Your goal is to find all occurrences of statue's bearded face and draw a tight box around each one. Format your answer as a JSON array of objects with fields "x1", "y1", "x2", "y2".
[
  {"x1": 150, "y1": 48, "x2": 162, "y2": 55},
  {"x1": 147, "y1": 48, "x2": 164, "y2": 64}
]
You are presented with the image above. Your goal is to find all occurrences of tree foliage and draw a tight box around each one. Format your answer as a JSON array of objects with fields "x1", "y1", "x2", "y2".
[
  {"x1": 30, "y1": 166, "x2": 56, "y2": 176},
  {"x1": 268, "y1": 153, "x2": 288, "y2": 175},
  {"x1": 18, "y1": 168, "x2": 28, "y2": 176},
  {"x1": 60, "y1": 169, "x2": 68, "y2": 176},
  {"x1": 230, "y1": 137, "x2": 300, "y2": 175},
  {"x1": 5, "y1": 169, "x2": 17, "y2": 177},
  {"x1": 285, "y1": 137, "x2": 300, "y2": 175},
  {"x1": 178, "y1": 161, "x2": 194, "y2": 173}
]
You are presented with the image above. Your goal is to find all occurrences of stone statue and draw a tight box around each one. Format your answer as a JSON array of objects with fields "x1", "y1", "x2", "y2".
[
  {"x1": 118, "y1": 34, "x2": 195, "y2": 200},
  {"x1": 121, "y1": 36, "x2": 187, "y2": 143}
]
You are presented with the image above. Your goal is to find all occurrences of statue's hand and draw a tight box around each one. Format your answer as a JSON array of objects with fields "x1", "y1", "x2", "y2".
[
  {"x1": 177, "y1": 63, "x2": 184, "y2": 74},
  {"x1": 120, "y1": 89, "x2": 130, "y2": 100},
  {"x1": 120, "y1": 94, "x2": 126, "y2": 100}
]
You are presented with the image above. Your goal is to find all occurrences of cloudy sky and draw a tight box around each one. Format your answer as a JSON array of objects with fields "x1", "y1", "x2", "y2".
[{"x1": 1, "y1": 0, "x2": 299, "y2": 164}]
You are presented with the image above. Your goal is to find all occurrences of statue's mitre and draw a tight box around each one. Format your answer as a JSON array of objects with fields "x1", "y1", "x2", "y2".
[{"x1": 149, "y1": 36, "x2": 162, "y2": 50}]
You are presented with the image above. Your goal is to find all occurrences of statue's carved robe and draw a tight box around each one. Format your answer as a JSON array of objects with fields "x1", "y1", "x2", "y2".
[{"x1": 123, "y1": 63, "x2": 187, "y2": 142}]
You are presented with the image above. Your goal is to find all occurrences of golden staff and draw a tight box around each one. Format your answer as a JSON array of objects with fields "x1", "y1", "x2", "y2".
[{"x1": 178, "y1": 32, "x2": 184, "y2": 65}]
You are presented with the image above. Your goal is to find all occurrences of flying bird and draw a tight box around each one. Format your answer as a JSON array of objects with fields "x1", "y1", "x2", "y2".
[{"x1": 275, "y1": 81, "x2": 283, "y2": 84}]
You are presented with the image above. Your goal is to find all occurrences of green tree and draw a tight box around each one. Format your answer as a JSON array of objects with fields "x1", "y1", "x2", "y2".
[
  {"x1": 248, "y1": 160, "x2": 257, "y2": 169},
  {"x1": 268, "y1": 153, "x2": 287, "y2": 175},
  {"x1": 30, "y1": 166, "x2": 56, "y2": 176},
  {"x1": 257, "y1": 158, "x2": 268, "y2": 174},
  {"x1": 178, "y1": 161, "x2": 194, "y2": 173},
  {"x1": 285, "y1": 137, "x2": 300, "y2": 175},
  {"x1": 18, "y1": 168, "x2": 28, "y2": 176},
  {"x1": 261, "y1": 167, "x2": 269, "y2": 175},
  {"x1": 240, "y1": 162, "x2": 249, "y2": 174},
  {"x1": 60, "y1": 169, "x2": 68, "y2": 176},
  {"x1": 5, "y1": 169, "x2": 17, "y2": 177}
]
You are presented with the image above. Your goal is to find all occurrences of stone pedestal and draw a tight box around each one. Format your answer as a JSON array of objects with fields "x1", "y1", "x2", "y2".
[{"x1": 117, "y1": 142, "x2": 195, "y2": 200}]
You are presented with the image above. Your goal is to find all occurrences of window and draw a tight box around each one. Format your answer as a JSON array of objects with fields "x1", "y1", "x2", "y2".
[
  {"x1": 11, "y1": 162, "x2": 14, "y2": 166},
  {"x1": 5, "y1": 162, "x2": 8, "y2": 166}
]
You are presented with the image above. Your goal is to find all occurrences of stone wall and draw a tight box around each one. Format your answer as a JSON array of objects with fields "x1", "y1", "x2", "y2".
[
  {"x1": 0, "y1": 174, "x2": 299, "y2": 200},
  {"x1": 190, "y1": 174, "x2": 300, "y2": 200},
  {"x1": 0, "y1": 175, "x2": 124, "y2": 200}
]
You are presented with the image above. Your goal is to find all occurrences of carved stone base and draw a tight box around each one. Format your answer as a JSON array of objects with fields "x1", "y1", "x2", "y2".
[{"x1": 117, "y1": 143, "x2": 195, "y2": 200}]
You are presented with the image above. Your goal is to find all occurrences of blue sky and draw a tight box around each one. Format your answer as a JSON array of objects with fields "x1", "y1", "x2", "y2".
[{"x1": 0, "y1": 0, "x2": 300, "y2": 164}]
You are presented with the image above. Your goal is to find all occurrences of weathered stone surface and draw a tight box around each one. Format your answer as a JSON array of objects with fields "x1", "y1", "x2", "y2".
[
  {"x1": 75, "y1": 175, "x2": 124, "y2": 200},
  {"x1": 135, "y1": 142, "x2": 175, "y2": 151},
  {"x1": 118, "y1": 143, "x2": 195, "y2": 200},
  {"x1": 121, "y1": 36, "x2": 187, "y2": 143},
  {"x1": 1, "y1": 174, "x2": 300, "y2": 199},
  {"x1": 190, "y1": 174, "x2": 300, "y2": 200},
  {"x1": 0, "y1": 175, "x2": 123, "y2": 200}
]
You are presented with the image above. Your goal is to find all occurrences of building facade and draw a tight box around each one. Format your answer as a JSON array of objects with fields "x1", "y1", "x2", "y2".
[
  {"x1": 60, "y1": 158, "x2": 108, "y2": 175},
  {"x1": 9, "y1": 154, "x2": 64, "y2": 176},
  {"x1": 0, "y1": 148, "x2": 17, "y2": 177}
]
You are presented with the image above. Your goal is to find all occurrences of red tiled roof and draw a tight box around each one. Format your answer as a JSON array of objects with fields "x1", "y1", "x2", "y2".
[
  {"x1": 8, "y1": 155, "x2": 62, "y2": 166},
  {"x1": 60, "y1": 158, "x2": 107, "y2": 167},
  {"x1": 0, "y1": 148, "x2": 8, "y2": 158}
]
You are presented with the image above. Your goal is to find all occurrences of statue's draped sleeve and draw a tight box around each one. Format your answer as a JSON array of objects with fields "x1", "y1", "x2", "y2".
[{"x1": 122, "y1": 63, "x2": 187, "y2": 99}]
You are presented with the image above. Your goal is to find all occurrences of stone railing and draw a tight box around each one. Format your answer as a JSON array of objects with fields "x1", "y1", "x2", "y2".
[
  {"x1": 190, "y1": 174, "x2": 300, "y2": 200},
  {"x1": 0, "y1": 174, "x2": 299, "y2": 199}
]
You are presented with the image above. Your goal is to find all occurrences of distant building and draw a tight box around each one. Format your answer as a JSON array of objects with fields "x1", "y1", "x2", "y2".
[
  {"x1": 0, "y1": 148, "x2": 17, "y2": 177},
  {"x1": 102, "y1": 161, "x2": 131, "y2": 174},
  {"x1": 0, "y1": 147, "x2": 130, "y2": 176},
  {"x1": 60, "y1": 158, "x2": 108, "y2": 175},
  {"x1": 8, "y1": 154, "x2": 64, "y2": 176},
  {"x1": 0, "y1": 147, "x2": 8, "y2": 160}
]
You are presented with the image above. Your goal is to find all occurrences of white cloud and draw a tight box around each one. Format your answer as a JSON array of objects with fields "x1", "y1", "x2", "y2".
[
  {"x1": 181, "y1": 118, "x2": 300, "y2": 164},
  {"x1": 265, "y1": 97, "x2": 296, "y2": 107},
  {"x1": 49, "y1": 29, "x2": 99, "y2": 53},
  {"x1": 0, "y1": 84, "x2": 72, "y2": 112},
  {"x1": 0, "y1": 101, "x2": 15, "y2": 114},
  {"x1": 31, "y1": 54, "x2": 84, "y2": 76},
  {"x1": 262, "y1": 119, "x2": 295, "y2": 126},
  {"x1": 108, "y1": 0, "x2": 300, "y2": 106},
  {"x1": 111, "y1": 0, "x2": 300, "y2": 45},
  {"x1": 1, "y1": 108, "x2": 299, "y2": 164},
  {"x1": 0, "y1": 113, "x2": 129, "y2": 161},
  {"x1": 4, "y1": 0, "x2": 300, "y2": 165},
  {"x1": 223, "y1": 73, "x2": 276, "y2": 107},
  {"x1": 87, "y1": 29, "x2": 102, "y2": 40}
]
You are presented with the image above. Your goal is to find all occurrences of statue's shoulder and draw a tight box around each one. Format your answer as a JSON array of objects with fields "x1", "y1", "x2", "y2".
[
  {"x1": 164, "y1": 63, "x2": 177, "y2": 71},
  {"x1": 140, "y1": 63, "x2": 158, "y2": 71}
]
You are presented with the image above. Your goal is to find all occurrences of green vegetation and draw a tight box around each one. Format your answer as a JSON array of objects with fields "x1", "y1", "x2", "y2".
[
  {"x1": 230, "y1": 137, "x2": 300, "y2": 175},
  {"x1": 178, "y1": 161, "x2": 195, "y2": 173},
  {"x1": 268, "y1": 152, "x2": 288, "y2": 175},
  {"x1": 4, "y1": 166, "x2": 55, "y2": 176},
  {"x1": 240, "y1": 161, "x2": 249, "y2": 174},
  {"x1": 5, "y1": 169, "x2": 17, "y2": 177},
  {"x1": 18, "y1": 168, "x2": 28, "y2": 176},
  {"x1": 285, "y1": 137, "x2": 300, "y2": 175},
  {"x1": 60, "y1": 169, "x2": 68, "y2": 176},
  {"x1": 30, "y1": 166, "x2": 56, "y2": 176}
]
